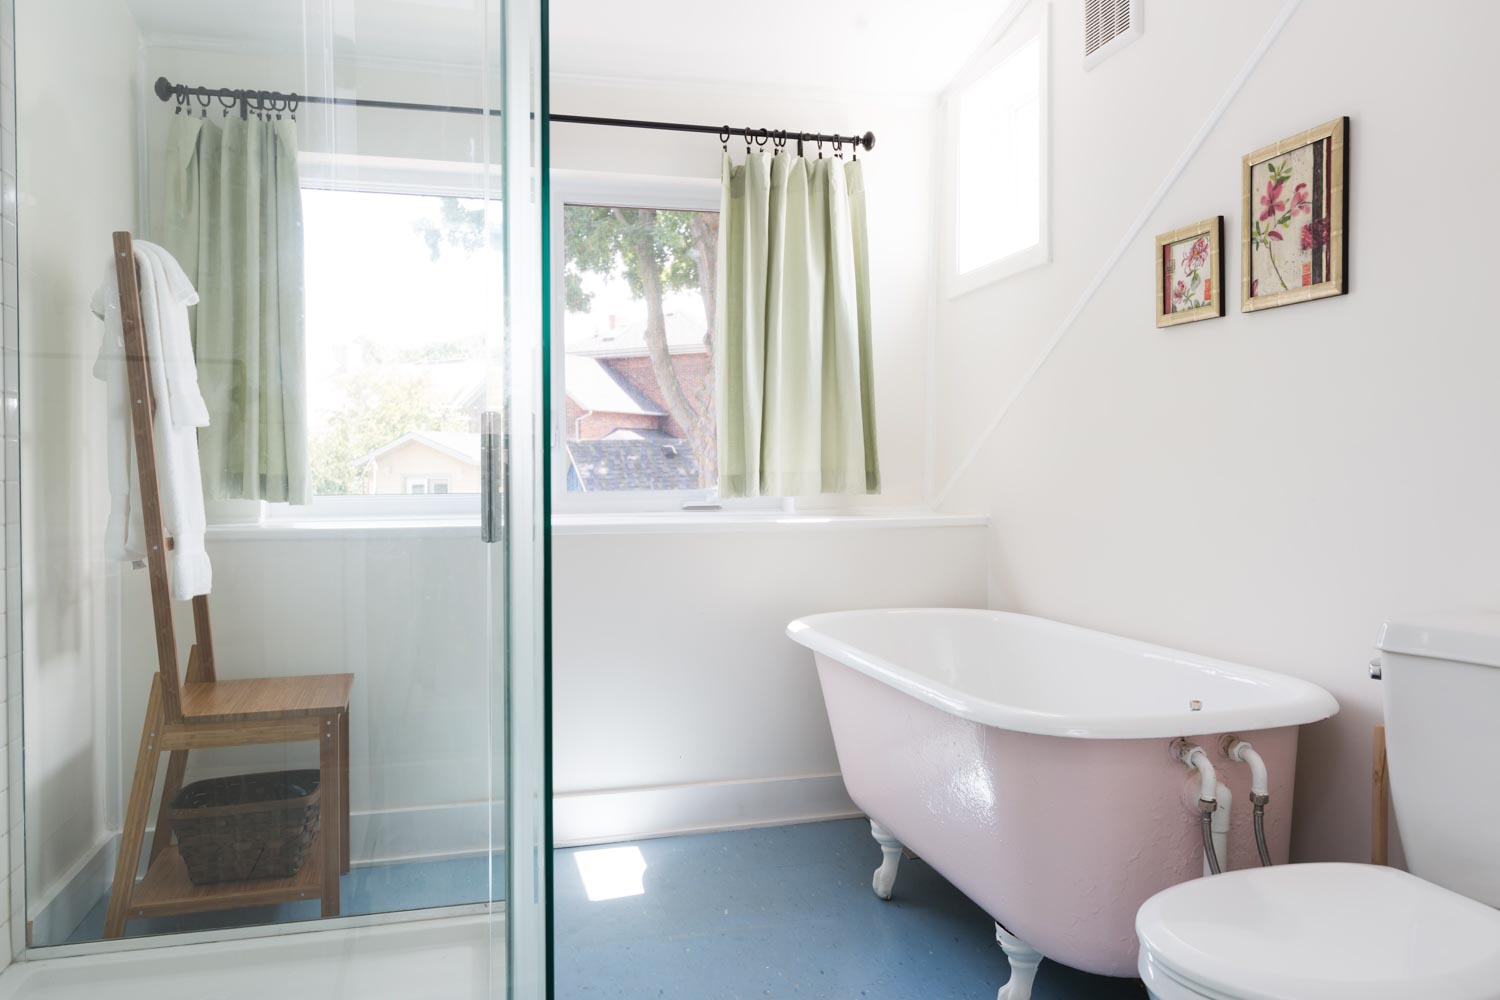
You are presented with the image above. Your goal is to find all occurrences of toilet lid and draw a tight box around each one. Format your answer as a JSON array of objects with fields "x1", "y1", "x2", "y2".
[{"x1": 1136, "y1": 863, "x2": 1500, "y2": 1000}]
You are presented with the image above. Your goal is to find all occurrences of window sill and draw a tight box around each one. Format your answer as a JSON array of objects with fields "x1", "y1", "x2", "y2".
[{"x1": 204, "y1": 510, "x2": 987, "y2": 542}]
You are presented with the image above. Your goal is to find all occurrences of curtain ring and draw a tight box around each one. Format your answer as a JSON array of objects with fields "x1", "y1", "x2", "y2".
[
  {"x1": 744, "y1": 126, "x2": 753, "y2": 155},
  {"x1": 755, "y1": 128, "x2": 769, "y2": 148},
  {"x1": 288, "y1": 93, "x2": 301, "y2": 122},
  {"x1": 816, "y1": 137, "x2": 824, "y2": 159},
  {"x1": 719, "y1": 126, "x2": 730, "y2": 152},
  {"x1": 772, "y1": 130, "x2": 787, "y2": 155},
  {"x1": 834, "y1": 136, "x2": 844, "y2": 160}
]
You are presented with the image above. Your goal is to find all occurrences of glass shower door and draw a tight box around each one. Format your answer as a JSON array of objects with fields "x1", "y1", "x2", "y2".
[
  {"x1": 12, "y1": 0, "x2": 548, "y2": 994},
  {"x1": 498, "y1": 0, "x2": 551, "y2": 994}
]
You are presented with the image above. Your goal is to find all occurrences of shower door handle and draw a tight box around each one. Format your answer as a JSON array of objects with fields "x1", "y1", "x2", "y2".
[{"x1": 480, "y1": 409, "x2": 502, "y2": 543}]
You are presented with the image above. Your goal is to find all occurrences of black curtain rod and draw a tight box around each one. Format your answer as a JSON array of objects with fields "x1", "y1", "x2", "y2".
[{"x1": 153, "y1": 77, "x2": 876, "y2": 153}]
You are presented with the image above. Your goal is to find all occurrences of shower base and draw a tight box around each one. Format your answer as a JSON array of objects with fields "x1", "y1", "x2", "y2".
[{"x1": 0, "y1": 914, "x2": 501, "y2": 999}]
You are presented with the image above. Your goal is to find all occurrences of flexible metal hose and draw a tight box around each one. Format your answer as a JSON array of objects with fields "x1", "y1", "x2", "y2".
[
  {"x1": 1253, "y1": 800, "x2": 1273, "y2": 867},
  {"x1": 1200, "y1": 810, "x2": 1222, "y2": 875}
]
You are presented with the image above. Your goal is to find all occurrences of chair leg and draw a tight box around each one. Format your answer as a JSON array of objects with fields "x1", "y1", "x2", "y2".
[
  {"x1": 104, "y1": 677, "x2": 165, "y2": 939},
  {"x1": 340, "y1": 710, "x2": 351, "y2": 875},
  {"x1": 320, "y1": 714, "x2": 342, "y2": 917},
  {"x1": 148, "y1": 647, "x2": 208, "y2": 865},
  {"x1": 149, "y1": 750, "x2": 189, "y2": 864}
]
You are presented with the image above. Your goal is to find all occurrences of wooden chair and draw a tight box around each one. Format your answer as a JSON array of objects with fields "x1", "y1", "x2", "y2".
[{"x1": 103, "y1": 232, "x2": 354, "y2": 939}]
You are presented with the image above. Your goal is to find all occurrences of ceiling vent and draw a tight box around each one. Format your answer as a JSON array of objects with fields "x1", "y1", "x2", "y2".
[{"x1": 1083, "y1": 0, "x2": 1143, "y2": 69}]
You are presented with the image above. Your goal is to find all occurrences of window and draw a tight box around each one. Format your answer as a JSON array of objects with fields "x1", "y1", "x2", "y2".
[
  {"x1": 299, "y1": 183, "x2": 500, "y2": 514},
  {"x1": 403, "y1": 476, "x2": 448, "y2": 495},
  {"x1": 551, "y1": 174, "x2": 744, "y2": 511},
  {"x1": 946, "y1": 1, "x2": 1048, "y2": 295}
]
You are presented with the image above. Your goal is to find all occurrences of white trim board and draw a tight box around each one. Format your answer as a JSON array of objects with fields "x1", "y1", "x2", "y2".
[
  {"x1": 3, "y1": 914, "x2": 501, "y2": 998},
  {"x1": 553, "y1": 772, "x2": 858, "y2": 848}
]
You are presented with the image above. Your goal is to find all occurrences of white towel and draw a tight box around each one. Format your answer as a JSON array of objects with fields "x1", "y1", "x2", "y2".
[{"x1": 92, "y1": 240, "x2": 213, "y2": 600}]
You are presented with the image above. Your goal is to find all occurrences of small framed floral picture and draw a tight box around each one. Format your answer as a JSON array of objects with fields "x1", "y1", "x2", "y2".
[
  {"x1": 1155, "y1": 217, "x2": 1224, "y2": 328},
  {"x1": 1242, "y1": 117, "x2": 1348, "y2": 312}
]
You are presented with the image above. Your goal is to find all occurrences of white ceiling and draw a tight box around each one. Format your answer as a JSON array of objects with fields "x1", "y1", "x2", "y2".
[
  {"x1": 550, "y1": 0, "x2": 1013, "y2": 95},
  {"x1": 127, "y1": 0, "x2": 1011, "y2": 96}
]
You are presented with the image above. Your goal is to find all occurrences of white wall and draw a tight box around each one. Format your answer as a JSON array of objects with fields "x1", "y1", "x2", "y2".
[
  {"x1": 933, "y1": 0, "x2": 1500, "y2": 864},
  {"x1": 15, "y1": 0, "x2": 142, "y2": 940},
  {"x1": 0, "y1": 0, "x2": 19, "y2": 967},
  {"x1": 552, "y1": 521, "x2": 986, "y2": 843}
]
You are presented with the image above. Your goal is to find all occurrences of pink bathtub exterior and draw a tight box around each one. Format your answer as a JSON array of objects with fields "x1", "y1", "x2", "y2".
[{"x1": 813, "y1": 655, "x2": 1303, "y2": 979}]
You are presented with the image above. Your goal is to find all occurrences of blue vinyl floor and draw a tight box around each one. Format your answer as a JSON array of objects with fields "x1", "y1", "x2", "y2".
[
  {"x1": 70, "y1": 819, "x2": 1142, "y2": 998},
  {"x1": 552, "y1": 819, "x2": 1143, "y2": 1000}
]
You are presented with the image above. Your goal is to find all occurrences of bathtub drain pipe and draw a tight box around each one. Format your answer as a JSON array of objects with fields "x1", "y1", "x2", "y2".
[
  {"x1": 1176, "y1": 742, "x2": 1223, "y2": 875},
  {"x1": 1225, "y1": 738, "x2": 1273, "y2": 866}
]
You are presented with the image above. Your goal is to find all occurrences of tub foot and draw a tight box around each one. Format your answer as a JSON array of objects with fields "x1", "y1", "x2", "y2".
[
  {"x1": 995, "y1": 924, "x2": 1043, "y2": 1000},
  {"x1": 869, "y1": 821, "x2": 903, "y2": 900}
]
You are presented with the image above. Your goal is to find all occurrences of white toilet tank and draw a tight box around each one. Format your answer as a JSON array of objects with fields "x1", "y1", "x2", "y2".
[{"x1": 1376, "y1": 620, "x2": 1500, "y2": 907}]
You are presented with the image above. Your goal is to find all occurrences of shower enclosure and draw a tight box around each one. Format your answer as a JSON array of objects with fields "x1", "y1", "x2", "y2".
[{"x1": 6, "y1": 0, "x2": 549, "y2": 995}]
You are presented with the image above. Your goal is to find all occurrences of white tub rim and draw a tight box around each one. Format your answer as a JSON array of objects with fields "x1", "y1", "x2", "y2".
[{"x1": 787, "y1": 608, "x2": 1338, "y2": 739}]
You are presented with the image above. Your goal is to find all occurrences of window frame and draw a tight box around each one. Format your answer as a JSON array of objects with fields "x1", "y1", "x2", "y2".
[
  {"x1": 942, "y1": 0, "x2": 1051, "y2": 298},
  {"x1": 549, "y1": 170, "x2": 779, "y2": 514},
  {"x1": 249, "y1": 155, "x2": 501, "y2": 524}
]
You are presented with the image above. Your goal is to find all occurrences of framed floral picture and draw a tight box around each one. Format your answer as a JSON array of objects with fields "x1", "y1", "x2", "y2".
[
  {"x1": 1155, "y1": 216, "x2": 1223, "y2": 328},
  {"x1": 1242, "y1": 117, "x2": 1348, "y2": 312}
]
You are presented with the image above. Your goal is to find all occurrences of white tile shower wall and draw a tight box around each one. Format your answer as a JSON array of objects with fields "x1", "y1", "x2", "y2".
[
  {"x1": 14, "y1": 0, "x2": 144, "y2": 950},
  {"x1": 932, "y1": 0, "x2": 1500, "y2": 864},
  {"x1": 0, "y1": 0, "x2": 14, "y2": 967}
]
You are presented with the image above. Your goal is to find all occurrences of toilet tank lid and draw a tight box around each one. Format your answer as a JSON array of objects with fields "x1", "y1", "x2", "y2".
[{"x1": 1377, "y1": 619, "x2": 1500, "y2": 668}]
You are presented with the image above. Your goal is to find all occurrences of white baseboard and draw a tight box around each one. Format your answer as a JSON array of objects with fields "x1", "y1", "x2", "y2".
[
  {"x1": 29, "y1": 772, "x2": 858, "y2": 944},
  {"x1": 553, "y1": 771, "x2": 859, "y2": 848},
  {"x1": 27, "y1": 836, "x2": 117, "y2": 950}
]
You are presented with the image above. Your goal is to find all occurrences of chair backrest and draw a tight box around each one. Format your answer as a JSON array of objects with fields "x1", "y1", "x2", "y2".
[{"x1": 111, "y1": 231, "x2": 216, "y2": 723}]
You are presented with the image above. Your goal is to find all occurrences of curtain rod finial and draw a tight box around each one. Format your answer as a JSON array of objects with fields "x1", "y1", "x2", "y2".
[
  {"x1": 154, "y1": 76, "x2": 175, "y2": 102},
  {"x1": 861, "y1": 131, "x2": 876, "y2": 151}
]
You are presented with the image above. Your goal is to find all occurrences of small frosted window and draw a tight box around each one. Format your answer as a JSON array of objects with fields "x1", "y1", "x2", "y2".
[{"x1": 955, "y1": 34, "x2": 1042, "y2": 276}]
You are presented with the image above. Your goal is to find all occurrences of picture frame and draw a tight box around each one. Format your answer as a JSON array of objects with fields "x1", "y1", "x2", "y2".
[
  {"x1": 1155, "y1": 216, "x2": 1224, "y2": 328},
  {"x1": 1241, "y1": 117, "x2": 1348, "y2": 312}
]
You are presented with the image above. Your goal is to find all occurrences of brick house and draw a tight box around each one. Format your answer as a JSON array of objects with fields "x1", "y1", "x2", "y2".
[
  {"x1": 566, "y1": 310, "x2": 713, "y2": 443},
  {"x1": 562, "y1": 308, "x2": 713, "y2": 491}
]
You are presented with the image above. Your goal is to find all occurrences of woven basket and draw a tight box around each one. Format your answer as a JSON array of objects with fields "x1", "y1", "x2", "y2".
[{"x1": 170, "y1": 770, "x2": 321, "y2": 885}]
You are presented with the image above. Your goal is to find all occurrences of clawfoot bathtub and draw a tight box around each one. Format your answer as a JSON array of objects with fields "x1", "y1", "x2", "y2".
[{"x1": 788, "y1": 609, "x2": 1336, "y2": 997}]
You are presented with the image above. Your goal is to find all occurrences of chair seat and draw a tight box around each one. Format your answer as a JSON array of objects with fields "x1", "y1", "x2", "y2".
[{"x1": 179, "y1": 674, "x2": 354, "y2": 723}]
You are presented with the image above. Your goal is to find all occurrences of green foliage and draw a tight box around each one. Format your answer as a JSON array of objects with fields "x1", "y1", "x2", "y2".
[
  {"x1": 563, "y1": 206, "x2": 705, "y2": 311},
  {"x1": 413, "y1": 198, "x2": 500, "y2": 262},
  {"x1": 308, "y1": 344, "x2": 471, "y2": 496}
]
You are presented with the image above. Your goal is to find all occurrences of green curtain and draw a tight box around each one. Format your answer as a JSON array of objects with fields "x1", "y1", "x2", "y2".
[
  {"x1": 159, "y1": 115, "x2": 309, "y2": 504},
  {"x1": 716, "y1": 151, "x2": 879, "y2": 498}
]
